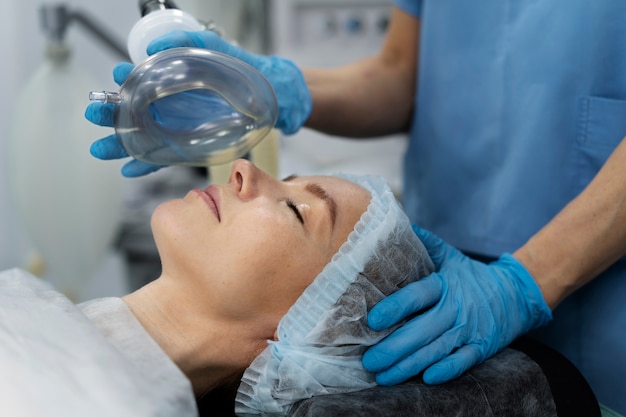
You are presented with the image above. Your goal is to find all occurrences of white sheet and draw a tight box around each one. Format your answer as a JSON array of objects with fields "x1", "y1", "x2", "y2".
[{"x1": 0, "y1": 268, "x2": 197, "y2": 416}]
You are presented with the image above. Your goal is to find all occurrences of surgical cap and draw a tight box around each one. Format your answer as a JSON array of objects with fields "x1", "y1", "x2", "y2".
[{"x1": 235, "y1": 174, "x2": 435, "y2": 416}]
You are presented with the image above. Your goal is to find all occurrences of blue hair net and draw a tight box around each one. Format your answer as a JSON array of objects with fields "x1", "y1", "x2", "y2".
[{"x1": 235, "y1": 174, "x2": 435, "y2": 415}]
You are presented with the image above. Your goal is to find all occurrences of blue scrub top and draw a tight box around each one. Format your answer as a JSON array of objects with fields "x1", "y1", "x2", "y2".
[
  {"x1": 399, "y1": 0, "x2": 626, "y2": 257},
  {"x1": 396, "y1": 0, "x2": 626, "y2": 413}
]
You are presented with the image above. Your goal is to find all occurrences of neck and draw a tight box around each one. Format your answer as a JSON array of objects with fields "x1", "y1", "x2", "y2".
[{"x1": 122, "y1": 277, "x2": 270, "y2": 396}]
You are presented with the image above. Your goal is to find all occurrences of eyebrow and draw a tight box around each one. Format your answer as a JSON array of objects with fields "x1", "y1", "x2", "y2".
[{"x1": 283, "y1": 174, "x2": 338, "y2": 229}]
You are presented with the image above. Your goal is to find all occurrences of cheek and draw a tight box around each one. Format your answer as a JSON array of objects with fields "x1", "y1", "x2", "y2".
[
  {"x1": 151, "y1": 200, "x2": 216, "y2": 270},
  {"x1": 226, "y1": 216, "x2": 329, "y2": 315},
  {"x1": 151, "y1": 201, "x2": 186, "y2": 249}
]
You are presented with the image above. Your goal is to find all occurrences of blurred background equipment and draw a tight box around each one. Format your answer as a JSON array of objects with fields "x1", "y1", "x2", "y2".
[{"x1": 7, "y1": 4, "x2": 127, "y2": 300}]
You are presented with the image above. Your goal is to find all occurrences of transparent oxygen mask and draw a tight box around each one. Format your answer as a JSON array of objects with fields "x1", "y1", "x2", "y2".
[{"x1": 89, "y1": 47, "x2": 278, "y2": 167}]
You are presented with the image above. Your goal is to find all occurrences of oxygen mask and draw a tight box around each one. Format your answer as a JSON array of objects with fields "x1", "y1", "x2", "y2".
[{"x1": 89, "y1": 47, "x2": 278, "y2": 167}]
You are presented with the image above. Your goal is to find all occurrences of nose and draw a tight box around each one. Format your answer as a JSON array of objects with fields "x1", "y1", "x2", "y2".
[{"x1": 229, "y1": 159, "x2": 273, "y2": 200}]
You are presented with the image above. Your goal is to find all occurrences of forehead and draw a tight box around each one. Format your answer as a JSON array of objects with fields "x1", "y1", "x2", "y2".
[
  {"x1": 290, "y1": 174, "x2": 370, "y2": 204},
  {"x1": 290, "y1": 174, "x2": 371, "y2": 236}
]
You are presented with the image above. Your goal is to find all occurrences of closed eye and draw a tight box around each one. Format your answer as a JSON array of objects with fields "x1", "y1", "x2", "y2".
[{"x1": 286, "y1": 199, "x2": 304, "y2": 224}]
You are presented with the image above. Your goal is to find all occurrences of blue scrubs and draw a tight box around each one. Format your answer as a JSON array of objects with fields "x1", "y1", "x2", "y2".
[{"x1": 396, "y1": 0, "x2": 626, "y2": 412}]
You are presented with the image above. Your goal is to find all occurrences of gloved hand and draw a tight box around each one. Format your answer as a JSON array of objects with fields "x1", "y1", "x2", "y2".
[
  {"x1": 85, "y1": 62, "x2": 163, "y2": 177},
  {"x1": 362, "y1": 225, "x2": 552, "y2": 386},
  {"x1": 147, "y1": 30, "x2": 312, "y2": 135},
  {"x1": 86, "y1": 30, "x2": 312, "y2": 177}
]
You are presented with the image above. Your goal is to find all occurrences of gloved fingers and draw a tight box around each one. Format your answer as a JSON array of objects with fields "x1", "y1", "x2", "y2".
[
  {"x1": 147, "y1": 30, "x2": 254, "y2": 65},
  {"x1": 367, "y1": 274, "x2": 442, "y2": 331},
  {"x1": 362, "y1": 304, "x2": 455, "y2": 373},
  {"x1": 90, "y1": 134, "x2": 128, "y2": 160},
  {"x1": 373, "y1": 352, "x2": 430, "y2": 386},
  {"x1": 113, "y1": 62, "x2": 134, "y2": 86},
  {"x1": 270, "y1": 57, "x2": 311, "y2": 135},
  {"x1": 85, "y1": 102, "x2": 115, "y2": 127},
  {"x1": 373, "y1": 328, "x2": 465, "y2": 386},
  {"x1": 411, "y1": 224, "x2": 458, "y2": 268},
  {"x1": 147, "y1": 30, "x2": 207, "y2": 54},
  {"x1": 422, "y1": 343, "x2": 483, "y2": 385},
  {"x1": 121, "y1": 159, "x2": 163, "y2": 177}
]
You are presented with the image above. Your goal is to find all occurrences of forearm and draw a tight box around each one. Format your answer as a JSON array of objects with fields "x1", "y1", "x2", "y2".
[
  {"x1": 302, "y1": 59, "x2": 414, "y2": 137},
  {"x1": 514, "y1": 136, "x2": 626, "y2": 309},
  {"x1": 302, "y1": 8, "x2": 420, "y2": 138}
]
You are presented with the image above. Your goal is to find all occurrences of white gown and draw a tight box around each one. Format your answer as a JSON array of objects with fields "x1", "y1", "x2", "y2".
[{"x1": 0, "y1": 268, "x2": 198, "y2": 417}]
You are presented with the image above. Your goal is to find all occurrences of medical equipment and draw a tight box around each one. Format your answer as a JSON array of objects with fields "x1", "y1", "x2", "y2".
[
  {"x1": 235, "y1": 174, "x2": 434, "y2": 415},
  {"x1": 88, "y1": 1, "x2": 282, "y2": 170},
  {"x1": 127, "y1": 0, "x2": 206, "y2": 64},
  {"x1": 8, "y1": 4, "x2": 126, "y2": 300},
  {"x1": 88, "y1": 47, "x2": 278, "y2": 167},
  {"x1": 146, "y1": 30, "x2": 311, "y2": 137}
]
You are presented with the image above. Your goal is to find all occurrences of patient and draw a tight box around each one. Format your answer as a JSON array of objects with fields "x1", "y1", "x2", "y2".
[
  {"x1": 0, "y1": 159, "x2": 598, "y2": 417},
  {"x1": 0, "y1": 158, "x2": 432, "y2": 416},
  {"x1": 114, "y1": 157, "x2": 375, "y2": 396},
  {"x1": 111, "y1": 157, "x2": 432, "y2": 410}
]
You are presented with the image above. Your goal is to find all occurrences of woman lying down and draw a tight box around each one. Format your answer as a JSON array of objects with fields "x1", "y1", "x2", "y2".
[{"x1": 0, "y1": 160, "x2": 597, "y2": 417}]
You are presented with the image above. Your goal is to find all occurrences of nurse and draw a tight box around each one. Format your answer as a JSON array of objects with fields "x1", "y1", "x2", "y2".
[{"x1": 86, "y1": 1, "x2": 626, "y2": 413}]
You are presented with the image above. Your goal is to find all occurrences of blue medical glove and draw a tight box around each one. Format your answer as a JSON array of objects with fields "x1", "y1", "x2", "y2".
[
  {"x1": 146, "y1": 30, "x2": 312, "y2": 135},
  {"x1": 85, "y1": 62, "x2": 163, "y2": 177},
  {"x1": 362, "y1": 225, "x2": 552, "y2": 386}
]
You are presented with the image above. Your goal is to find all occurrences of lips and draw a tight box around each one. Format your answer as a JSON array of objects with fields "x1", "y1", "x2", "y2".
[{"x1": 198, "y1": 185, "x2": 221, "y2": 221}]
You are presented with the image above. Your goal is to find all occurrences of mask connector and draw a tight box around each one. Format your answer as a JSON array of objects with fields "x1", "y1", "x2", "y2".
[{"x1": 89, "y1": 91, "x2": 122, "y2": 104}]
